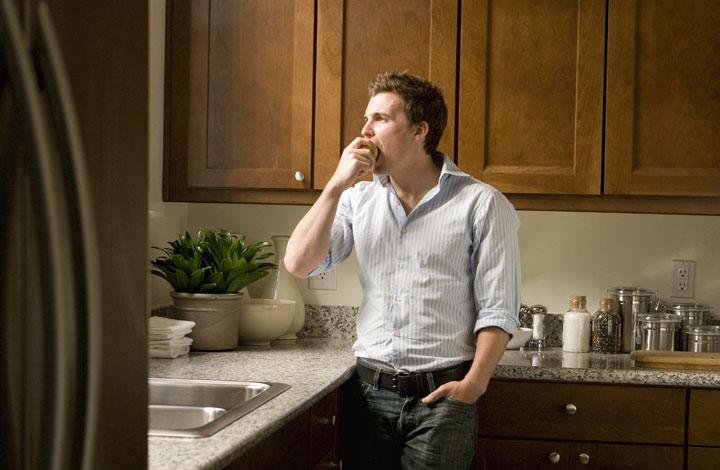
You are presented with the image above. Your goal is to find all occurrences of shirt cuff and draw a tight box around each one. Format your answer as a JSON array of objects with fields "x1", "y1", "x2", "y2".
[{"x1": 473, "y1": 311, "x2": 520, "y2": 337}]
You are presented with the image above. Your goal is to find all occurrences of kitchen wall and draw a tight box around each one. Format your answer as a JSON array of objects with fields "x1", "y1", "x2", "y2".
[
  {"x1": 148, "y1": 0, "x2": 187, "y2": 312},
  {"x1": 147, "y1": 2, "x2": 720, "y2": 315},
  {"x1": 182, "y1": 204, "x2": 720, "y2": 314}
]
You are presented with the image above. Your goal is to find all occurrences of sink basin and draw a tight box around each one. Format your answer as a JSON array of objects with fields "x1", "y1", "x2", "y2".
[{"x1": 148, "y1": 378, "x2": 290, "y2": 438}]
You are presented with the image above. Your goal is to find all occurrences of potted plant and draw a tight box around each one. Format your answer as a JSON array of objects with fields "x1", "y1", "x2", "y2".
[{"x1": 151, "y1": 229, "x2": 276, "y2": 350}]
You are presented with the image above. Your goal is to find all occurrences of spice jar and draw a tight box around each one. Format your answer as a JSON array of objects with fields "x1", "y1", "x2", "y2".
[
  {"x1": 591, "y1": 298, "x2": 622, "y2": 353},
  {"x1": 562, "y1": 295, "x2": 591, "y2": 353}
]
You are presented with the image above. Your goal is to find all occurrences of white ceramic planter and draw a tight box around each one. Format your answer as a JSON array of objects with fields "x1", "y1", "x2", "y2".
[{"x1": 171, "y1": 292, "x2": 244, "y2": 350}]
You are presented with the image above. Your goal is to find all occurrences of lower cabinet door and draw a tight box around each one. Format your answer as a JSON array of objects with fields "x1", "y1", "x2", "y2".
[
  {"x1": 478, "y1": 439, "x2": 570, "y2": 470},
  {"x1": 687, "y1": 446, "x2": 720, "y2": 470},
  {"x1": 567, "y1": 442, "x2": 683, "y2": 470}
]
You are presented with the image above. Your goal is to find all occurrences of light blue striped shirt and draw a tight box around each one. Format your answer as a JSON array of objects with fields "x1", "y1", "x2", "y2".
[{"x1": 310, "y1": 156, "x2": 521, "y2": 371}]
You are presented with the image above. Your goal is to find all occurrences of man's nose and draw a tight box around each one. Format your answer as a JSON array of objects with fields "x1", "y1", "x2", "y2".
[{"x1": 361, "y1": 121, "x2": 374, "y2": 137}]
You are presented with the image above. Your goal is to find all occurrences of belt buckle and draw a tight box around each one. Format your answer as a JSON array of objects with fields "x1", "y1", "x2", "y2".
[{"x1": 391, "y1": 369, "x2": 409, "y2": 395}]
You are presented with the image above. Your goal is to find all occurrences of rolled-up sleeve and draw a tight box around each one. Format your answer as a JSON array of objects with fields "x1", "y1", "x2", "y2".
[
  {"x1": 471, "y1": 191, "x2": 521, "y2": 336},
  {"x1": 307, "y1": 189, "x2": 356, "y2": 277}
]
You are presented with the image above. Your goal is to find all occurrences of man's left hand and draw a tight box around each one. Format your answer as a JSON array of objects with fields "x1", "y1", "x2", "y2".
[{"x1": 420, "y1": 378, "x2": 487, "y2": 405}]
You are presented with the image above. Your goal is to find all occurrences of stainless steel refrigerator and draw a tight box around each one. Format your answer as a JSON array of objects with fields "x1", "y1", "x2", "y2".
[{"x1": 1, "y1": 0, "x2": 148, "y2": 468}]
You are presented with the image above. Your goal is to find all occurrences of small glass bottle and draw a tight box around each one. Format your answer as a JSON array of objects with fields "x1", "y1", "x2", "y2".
[
  {"x1": 591, "y1": 298, "x2": 622, "y2": 353},
  {"x1": 562, "y1": 295, "x2": 591, "y2": 353}
]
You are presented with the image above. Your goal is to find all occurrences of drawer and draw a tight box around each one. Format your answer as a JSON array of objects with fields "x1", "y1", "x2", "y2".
[
  {"x1": 478, "y1": 438, "x2": 570, "y2": 469},
  {"x1": 477, "y1": 380, "x2": 686, "y2": 445},
  {"x1": 310, "y1": 389, "x2": 338, "y2": 465},
  {"x1": 688, "y1": 389, "x2": 720, "y2": 446}
]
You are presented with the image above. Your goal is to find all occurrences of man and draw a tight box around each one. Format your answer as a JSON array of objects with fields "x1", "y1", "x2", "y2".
[{"x1": 285, "y1": 72, "x2": 520, "y2": 469}]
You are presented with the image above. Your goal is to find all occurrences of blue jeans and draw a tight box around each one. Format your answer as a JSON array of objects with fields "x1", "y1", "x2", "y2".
[{"x1": 341, "y1": 376, "x2": 478, "y2": 470}]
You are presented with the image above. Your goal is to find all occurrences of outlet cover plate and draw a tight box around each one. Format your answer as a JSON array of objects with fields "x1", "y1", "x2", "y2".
[
  {"x1": 308, "y1": 270, "x2": 337, "y2": 290},
  {"x1": 671, "y1": 259, "x2": 695, "y2": 298}
]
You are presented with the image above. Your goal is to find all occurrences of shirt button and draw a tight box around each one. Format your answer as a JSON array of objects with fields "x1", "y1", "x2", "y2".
[
  {"x1": 397, "y1": 262, "x2": 403, "y2": 268},
  {"x1": 394, "y1": 295, "x2": 401, "y2": 302},
  {"x1": 400, "y1": 228, "x2": 407, "y2": 234},
  {"x1": 393, "y1": 331, "x2": 400, "y2": 337}
]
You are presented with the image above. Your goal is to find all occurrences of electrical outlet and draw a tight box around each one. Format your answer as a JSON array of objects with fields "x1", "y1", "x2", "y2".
[
  {"x1": 671, "y1": 259, "x2": 695, "y2": 298},
  {"x1": 308, "y1": 270, "x2": 337, "y2": 290}
]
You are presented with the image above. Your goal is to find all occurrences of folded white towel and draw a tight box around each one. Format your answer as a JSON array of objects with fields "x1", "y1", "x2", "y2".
[
  {"x1": 148, "y1": 316, "x2": 195, "y2": 358},
  {"x1": 149, "y1": 315, "x2": 195, "y2": 332}
]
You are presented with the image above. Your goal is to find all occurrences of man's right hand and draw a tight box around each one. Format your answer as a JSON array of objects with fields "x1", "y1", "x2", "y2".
[{"x1": 327, "y1": 137, "x2": 377, "y2": 192}]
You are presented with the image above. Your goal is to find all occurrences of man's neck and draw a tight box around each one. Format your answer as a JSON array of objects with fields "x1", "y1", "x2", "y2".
[{"x1": 389, "y1": 154, "x2": 442, "y2": 215}]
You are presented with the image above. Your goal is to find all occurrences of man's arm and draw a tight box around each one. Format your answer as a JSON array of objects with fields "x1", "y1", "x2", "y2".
[
  {"x1": 284, "y1": 137, "x2": 375, "y2": 277},
  {"x1": 421, "y1": 326, "x2": 509, "y2": 404}
]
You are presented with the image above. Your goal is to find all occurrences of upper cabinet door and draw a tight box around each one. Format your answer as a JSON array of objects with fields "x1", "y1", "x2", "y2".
[
  {"x1": 458, "y1": 0, "x2": 605, "y2": 194},
  {"x1": 166, "y1": 0, "x2": 314, "y2": 193},
  {"x1": 605, "y1": 0, "x2": 720, "y2": 196},
  {"x1": 314, "y1": 0, "x2": 458, "y2": 190}
]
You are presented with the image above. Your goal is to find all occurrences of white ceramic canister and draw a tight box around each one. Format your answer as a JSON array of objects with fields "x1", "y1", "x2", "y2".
[{"x1": 260, "y1": 235, "x2": 306, "y2": 339}]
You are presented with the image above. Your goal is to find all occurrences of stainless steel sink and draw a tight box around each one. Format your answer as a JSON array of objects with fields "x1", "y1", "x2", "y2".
[{"x1": 148, "y1": 378, "x2": 290, "y2": 438}]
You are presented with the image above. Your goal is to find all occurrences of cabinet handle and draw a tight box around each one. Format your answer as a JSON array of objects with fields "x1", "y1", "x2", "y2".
[
  {"x1": 317, "y1": 415, "x2": 336, "y2": 427},
  {"x1": 294, "y1": 170, "x2": 305, "y2": 182},
  {"x1": 578, "y1": 453, "x2": 590, "y2": 465},
  {"x1": 548, "y1": 452, "x2": 560, "y2": 464},
  {"x1": 565, "y1": 403, "x2": 577, "y2": 415}
]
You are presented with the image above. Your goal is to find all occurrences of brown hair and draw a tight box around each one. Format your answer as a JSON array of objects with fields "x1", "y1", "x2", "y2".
[{"x1": 368, "y1": 72, "x2": 447, "y2": 167}]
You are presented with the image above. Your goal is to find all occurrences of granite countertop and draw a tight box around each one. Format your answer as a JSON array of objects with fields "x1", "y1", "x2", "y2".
[{"x1": 148, "y1": 339, "x2": 720, "y2": 470}]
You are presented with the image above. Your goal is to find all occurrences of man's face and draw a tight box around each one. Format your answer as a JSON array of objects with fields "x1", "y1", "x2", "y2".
[{"x1": 361, "y1": 92, "x2": 422, "y2": 176}]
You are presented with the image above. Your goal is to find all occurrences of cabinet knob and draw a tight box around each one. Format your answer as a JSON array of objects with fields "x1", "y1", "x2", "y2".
[
  {"x1": 317, "y1": 415, "x2": 336, "y2": 427},
  {"x1": 548, "y1": 452, "x2": 561, "y2": 464},
  {"x1": 294, "y1": 171, "x2": 305, "y2": 182},
  {"x1": 578, "y1": 453, "x2": 590, "y2": 465},
  {"x1": 565, "y1": 403, "x2": 577, "y2": 415}
]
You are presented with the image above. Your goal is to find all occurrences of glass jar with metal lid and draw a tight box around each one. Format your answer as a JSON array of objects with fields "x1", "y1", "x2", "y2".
[
  {"x1": 637, "y1": 314, "x2": 683, "y2": 351},
  {"x1": 685, "y1": 325, "x2": 720, "y2": 353}
]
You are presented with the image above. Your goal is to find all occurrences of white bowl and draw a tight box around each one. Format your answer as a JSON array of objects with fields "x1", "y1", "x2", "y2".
[
  {"x1": 506, "y1": 327, "x2": 533, "y2": 349},
  {"x1": 237, "y1": 299, "x2": 295, "y2": 346}
]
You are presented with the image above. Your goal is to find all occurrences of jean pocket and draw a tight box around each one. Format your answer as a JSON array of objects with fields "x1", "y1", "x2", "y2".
[{"x1": 444, "y1": 397, "x2": 477, "y2": 412}]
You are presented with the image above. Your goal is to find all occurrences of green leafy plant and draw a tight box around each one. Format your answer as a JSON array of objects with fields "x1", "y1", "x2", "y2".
[{"x1": 150, "y1": 229, "x2": 276, "y2": 294}]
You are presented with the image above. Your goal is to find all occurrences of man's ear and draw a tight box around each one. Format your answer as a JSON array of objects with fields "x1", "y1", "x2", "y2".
[{"x1": 414, "y1": 121, "x2": 429, "y2": 141}]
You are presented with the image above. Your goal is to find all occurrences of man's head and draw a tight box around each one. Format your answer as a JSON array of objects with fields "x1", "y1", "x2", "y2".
[{"x1": 368, "y1": 72, "x2": 447, "y2": 166}]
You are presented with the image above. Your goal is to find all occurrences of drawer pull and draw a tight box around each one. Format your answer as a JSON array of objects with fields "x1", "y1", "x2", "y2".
[
  {"x1": 578, "y1": 453, "x2": 590, "y2": 465},
  {"x1": 294, "y1": 170, "x2": 305, "y2": 182},
  {"x1": 548, "y1": 452, "x2": 561, "y2": 464},
  {"x1": 317, "y1": 415, "x2": 336, "y2": 427},
  {"x1": 565, "y1": 403, "x2": 577, "y2": 415}
]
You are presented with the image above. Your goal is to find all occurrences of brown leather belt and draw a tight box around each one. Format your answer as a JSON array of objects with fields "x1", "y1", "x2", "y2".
[{"x1": 355, "y1": 359, "x2": 471, "y2": 397}]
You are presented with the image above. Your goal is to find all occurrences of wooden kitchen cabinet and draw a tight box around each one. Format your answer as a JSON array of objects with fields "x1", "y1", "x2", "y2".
[
  {"x1": 605, "y1": 0, "x2": 720, "y2": 197},
  {"x1": 228, "y1": 388, "x2": 340, "y2": 470},
  {"x1": 477, "y1": 439, "x2": 683, "y2": 470},
  {"x1": 164, "y1": 0, "x2": 317, "y2": 204},
  {"x1": 474, "y1": 380, "x2": 686, "y2": 469},
  {"x1": 313, "y1": 0, "x2": 458, "y2": 189},
  {"x1": 458, "y1": 0, "x2": 605, "y2": 195},
  {"x1": 459, "y1": 0, "x2": 720, "y2": 213},
  {"x1": 688, "y1": 388, "x2": 720, "y2": 469}
]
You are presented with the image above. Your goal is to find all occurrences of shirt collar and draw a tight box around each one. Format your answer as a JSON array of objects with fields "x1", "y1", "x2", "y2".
[{"x1": 373, "y1": 154, "x2": 466, "y2": 187}]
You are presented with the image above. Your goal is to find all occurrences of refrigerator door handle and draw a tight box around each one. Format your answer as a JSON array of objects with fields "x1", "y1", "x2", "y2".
[
  {"x1": 0, "y1": 0, "x2": 80, "y2": 468},
  {"x1": 33, "y1": 5, "x2": 103, "y2": 468}
]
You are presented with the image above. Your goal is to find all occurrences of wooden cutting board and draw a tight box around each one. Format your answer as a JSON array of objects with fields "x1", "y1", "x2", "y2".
[{"x1": 630, "y1": 350, "x2": 720, "y2": 370}]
